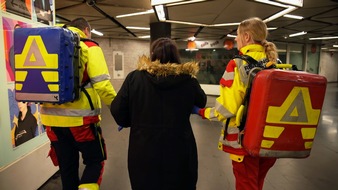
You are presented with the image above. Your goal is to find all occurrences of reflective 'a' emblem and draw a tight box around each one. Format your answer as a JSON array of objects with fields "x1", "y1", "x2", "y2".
[
  {"x1": 15, "y1": 35, "x2": 58, "y2": 69},
  {"x1": 15, "y1": 35, "x2": 58, "y2": 92},
  {"x1": 266, "y1": 87, "x2": 321, "y2": 125}
]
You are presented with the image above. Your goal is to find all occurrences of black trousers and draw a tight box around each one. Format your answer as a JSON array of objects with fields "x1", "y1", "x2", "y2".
[{"x1": 47, "y1": 124, "x2": 106, "y2": 190}]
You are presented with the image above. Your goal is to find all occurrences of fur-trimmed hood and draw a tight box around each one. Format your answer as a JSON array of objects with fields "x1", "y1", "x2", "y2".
[
  {"x1": 137, "y1": 55, "x2": 199, "y2": 77},
  {"x1": 136, "y1": 55, "x2": 200, "y2": 89}
]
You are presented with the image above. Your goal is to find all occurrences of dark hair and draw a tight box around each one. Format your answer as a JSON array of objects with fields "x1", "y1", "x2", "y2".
[
  {"x1": 151, "y1": 38, "x2": 181, "y2": 64},
  {"x1": 66, "y1": 17, "x2": 91, "y2": 31}
]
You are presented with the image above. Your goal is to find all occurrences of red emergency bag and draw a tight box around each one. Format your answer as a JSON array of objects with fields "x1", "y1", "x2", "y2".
[{"x1": 242, "y1": 69, "x2": 327, "y2": 158}]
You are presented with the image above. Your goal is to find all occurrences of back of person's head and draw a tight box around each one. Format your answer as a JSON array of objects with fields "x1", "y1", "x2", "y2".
[
  {"x1": 66, "y1": 17, "x2": 91, "y2": 32},
  {"x1": 151, "y1": 37, "x2": 181, "y2": 64},
  {"x1": 238, "y1": 17, "x2": 278, "y2": 63}
]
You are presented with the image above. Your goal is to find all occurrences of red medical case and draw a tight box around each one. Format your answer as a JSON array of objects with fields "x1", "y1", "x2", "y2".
[{"x1": 242, "y1": 69, "x2": 327, "y2": 158}]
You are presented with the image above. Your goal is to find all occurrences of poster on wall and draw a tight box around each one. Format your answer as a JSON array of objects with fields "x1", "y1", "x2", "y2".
[
  {"x1": 1, "y1": 0, "x2": 53, "y2": 25},
  {"x1": 2, "y1": 16, "x2": 44, "y2": 148},
  {"x1": 2, "y1": 0, "x2": 32, "y2": 20},
  {"x1": 2, "y1": 16, "x2": 31, "y2": 82},
  {"x1": 33, "y1": 0, "x2": 53, "y2": 25},
  {"x1": 8, "y1": 88, "x2": 43, "y2": 148}
]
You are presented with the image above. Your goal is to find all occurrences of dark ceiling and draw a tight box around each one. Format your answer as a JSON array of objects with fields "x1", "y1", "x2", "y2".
[{"x1": 55, "y1": 0, "x2": 338, "y2": 50}]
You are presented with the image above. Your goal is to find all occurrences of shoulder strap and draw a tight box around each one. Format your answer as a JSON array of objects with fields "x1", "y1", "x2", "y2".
[
  {"x1": 77, "y1": 38, "x2": 95, "y2": 110},
  {"x1": 234, "y1": 55, "x2": 263, "y2": 132},
  {"x1": 234, "y1": 55, "x2": 266, "y2": 75}
]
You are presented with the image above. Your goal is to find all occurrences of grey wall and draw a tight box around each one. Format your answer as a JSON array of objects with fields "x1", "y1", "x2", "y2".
[
  {"x1": 319, "y1": 51, "x2": 338, "y2": 82},
  {"x1": 94, "y1": 38, "x2": 150, "y2": 91}
]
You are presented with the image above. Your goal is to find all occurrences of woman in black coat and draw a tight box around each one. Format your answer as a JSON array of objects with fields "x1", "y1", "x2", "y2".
[{"x1": 110, "y1": 37, "x2": 207, "y2": 190}]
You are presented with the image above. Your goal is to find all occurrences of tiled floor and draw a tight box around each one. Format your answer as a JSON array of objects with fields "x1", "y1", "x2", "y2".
[{"x1": 39, "y1": 82, "x2": 338, "y2": 190}]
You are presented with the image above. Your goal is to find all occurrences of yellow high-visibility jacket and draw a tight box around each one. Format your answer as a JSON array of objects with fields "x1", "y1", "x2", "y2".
[
  {"x1": 201, "y1": 44, "x2": 268, "y2": 162},
  {"x1": 41, "y1": 27, "x2": 116, "y2": 127}
]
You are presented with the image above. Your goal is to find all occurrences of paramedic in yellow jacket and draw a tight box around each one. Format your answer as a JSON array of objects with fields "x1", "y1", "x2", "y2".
[
  {"x1": 195, "y1": 17, "x2": 278, "y2": 190},
  {"x1": 41, "y1": 18, "x2": 117, "y2": 190}
]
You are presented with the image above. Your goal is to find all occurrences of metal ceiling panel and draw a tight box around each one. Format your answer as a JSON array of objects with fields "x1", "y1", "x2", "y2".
[{"x1": 54, "y1": 0, "x2": 338, "y2": 48}]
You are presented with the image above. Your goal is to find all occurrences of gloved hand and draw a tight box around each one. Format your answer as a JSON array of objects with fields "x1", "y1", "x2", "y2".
[
  {"x1": 191, "y1": 105, "x2": 201, "y2": 115},
  {"x1": 118, "y1": 125, "x2": 123, "y2": 132}
]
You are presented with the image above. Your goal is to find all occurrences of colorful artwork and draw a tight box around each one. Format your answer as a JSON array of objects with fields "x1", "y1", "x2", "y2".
[
  {"x1": 8, "y1": 88, "x2": 44, "y2": 148},
  {"x1": 33, "y1": 0, "x2": 53, "y2": 25},
  {"x1": 1, "y1": 0, "x2": 54, "y2": 25},
  {"x1": 2, "y1": 17, "x2": 31, "y2": 82},
  {"x1": 3, "y1": 0, "x2": 32, "y2": 19}
]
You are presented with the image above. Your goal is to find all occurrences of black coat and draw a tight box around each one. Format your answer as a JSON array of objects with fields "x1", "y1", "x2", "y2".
[{"x1": 110, "y1": 56, "x2": 207, "y2": 190}]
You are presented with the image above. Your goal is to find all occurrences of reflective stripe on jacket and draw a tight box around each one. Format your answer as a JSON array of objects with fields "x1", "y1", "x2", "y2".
[
  {"x1": 203, "y1": 44, "x2": 268, "y2": 161},
  {"x1": 41, "y1": 27, "x2": 116, "y2": 127}
]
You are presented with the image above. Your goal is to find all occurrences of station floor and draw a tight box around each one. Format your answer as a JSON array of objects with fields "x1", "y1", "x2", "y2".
[{"x1": 38, "y1": 82, "x2": 338, "y2": 190}]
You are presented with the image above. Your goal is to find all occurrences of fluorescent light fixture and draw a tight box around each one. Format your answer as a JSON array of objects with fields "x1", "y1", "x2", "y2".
[
  {"x1": 211, "y1": 22, "x2": 240, "y2": 27},
  {"x1": 289, "y1": 31, "x2": 307, "y2": 37},
  {"x1": 151, "y1": 0, "x2": 183, "y2": 6},
  {"x1": 227, "y1": 34, "x2": 237, "y2": 38},
  {"x1": 126, "y1": 26, "x2": 150, "y2": 30},
  {"x1": 283, "y1": 14, "x2": 303, "y2": 19},
  {"x1": 154, "y1": 5, "x2": 166, "y2": 21},
  {"x1": 188, "y1": 36, "x2": 196, "y2": 41},
  {"x1": 264, "y1": 5, "x2": 297, "y2": 22},
  {"x1": 274, "y1": 0, "x2": 303, "y2": 7},
  {"x1": 116, "y1": 9, "x2": 154, "y2": 18},
  {"x1": 254, "y1": 0, "x2": 298, "y2": 23},
  {"x1": 254, "y1": 0, "x2": 291, "y2": 8},
  {"x1": 91, "y1": 29, "x2": 103, "y2": 36},
  {"x1": 167, "y1": 0, "x2": 206, "y2": 6},
  {"x1": 267, "y1": 27, "x2": 277, "y2": 30},
  {"x1": 138, "y1": 35, "x2": 151, "y2": 39},
  {"x1": 165, "y1": 20, "x2": 207, "y2": 26},
  {"x1": 333, "y1": 45, "x2": 338, "y2": 48},
  {"x1": 310, "y1": 36, "x2": 338, "y2": 40},
  {"x1": 185, "y1": 48, "x2": 199, "y2": 51}
]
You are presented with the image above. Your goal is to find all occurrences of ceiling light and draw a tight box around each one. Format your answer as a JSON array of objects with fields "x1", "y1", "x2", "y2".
[
  {"x1": 274, "y1": 0, "x2": 303, "y2": 7},
  {"x1": 91, "y1": 29, "x2": 103, "y2": 36},
  {"x1": 267, "y1": 27, "x2": 278, "y2": 30},
  {"x1": 151, "y1": 0, "x2": 183, "y2": 6},
  {"x1": 116, "y1": 9, "x2": 154, "y2": 18},
  {"x1": 254, "y1": 0, "x2": 291, "y2": 8},
  {"x1": 126, "y1": 26, "x2": 150, "y2": 30},
  {"x1": 188, "y1": 36, "x2": 196, "y2": 41},
  {"x1": 185, "y1": 48, "x2": 199, "y2": 51},
  {"x1": 283, "y1": 14, "x2": 303, "y2": 19},
  {"x1": 333, "y1": 45, "x2": 338, "y2": 48},
  {"x1": 227, "y1": 34, "x2": 237, "y2": 38},
  {"x1": 310, "y1": 36, "x2": 338, "y2": 40},
  {"x1": 165, "y1": 20, "x2": 207, "y2": 26},
  {"x1": 211, "y1": 22, "x2": 240, "y2": 27},
  {"x1": 167, "y1": 0, "x2": 207, "y2": 6},
  {"x1": 263, "y1": 6, "x2": 297, "y2": 22},
  {"x1": 138, "y1": 35, "x2": 150, "y2": 39},
  {"x1": 154, "y1": 5, "x2": 167, "y2": 21},
  {"x1": 289, "y1": 31, "x2": 307, "y2": 37}
]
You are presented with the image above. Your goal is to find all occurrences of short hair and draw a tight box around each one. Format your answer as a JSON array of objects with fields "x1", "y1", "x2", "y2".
[
  {"x1": 66, "y1": 17, "x2": 91, "y2": 31},
  {"x1": 151, "y1": 38, "x2": 181, "y2": 64}
]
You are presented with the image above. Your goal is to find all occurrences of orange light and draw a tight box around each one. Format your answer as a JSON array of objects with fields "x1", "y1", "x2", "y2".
[
  {"x1": 223, "y1": 39, "x2": 234, "y2": 50},
  {"x1": 187, "y1": 40, "x2": 197, "y2": 49}
]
